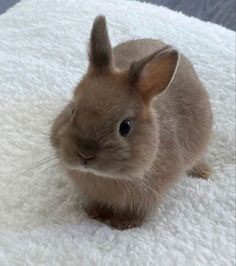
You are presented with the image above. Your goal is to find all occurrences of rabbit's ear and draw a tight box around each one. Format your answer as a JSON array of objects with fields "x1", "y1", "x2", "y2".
[
  {"x1": 129, "y1": 47, "x2": 179, "y2": 102},
  {"x1": 88, "y1": 16, "x2": 113, "y2": 74}
]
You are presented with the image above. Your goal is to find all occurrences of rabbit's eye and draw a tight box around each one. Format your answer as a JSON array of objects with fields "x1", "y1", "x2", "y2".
[
  {"x1": 71, "y1": 108, "x2": 75, "y2": 114},
  {"x1": 119, "y1": 119, "x2": 132, "y2": 136}
]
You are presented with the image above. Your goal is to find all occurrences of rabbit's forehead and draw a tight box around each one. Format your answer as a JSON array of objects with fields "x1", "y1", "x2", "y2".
[
  {"x1": 76, "y1": 92, "x2": 136, "y2": 122},
  {"x1": 74, "y1": 75, "x2": 137, "y2": 117}
]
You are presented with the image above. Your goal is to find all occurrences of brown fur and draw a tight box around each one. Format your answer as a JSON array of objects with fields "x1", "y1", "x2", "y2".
[
  {"x1": 88, "y1": 16, "x2": 113, "y2": 74},
  {"x1": 50, "y1": 16, "x2": 213, "y2": 230}
]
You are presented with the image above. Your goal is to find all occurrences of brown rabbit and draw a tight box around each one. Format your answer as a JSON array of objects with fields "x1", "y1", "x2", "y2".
[{"x1": 51, "y1": 16, "x2": 212, "y2": 229}]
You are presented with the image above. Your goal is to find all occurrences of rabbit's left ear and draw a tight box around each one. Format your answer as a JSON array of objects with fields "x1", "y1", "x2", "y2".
[
  {"x1": 88, "y1": 16, "x2": 113, "y2": 74},
  {"x1": 129, "y1": 47, "x2": 179, "y2": 102}
]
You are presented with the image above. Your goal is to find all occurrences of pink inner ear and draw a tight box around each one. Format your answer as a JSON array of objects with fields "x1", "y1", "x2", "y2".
[
  {"x1": 137, "y1": 51, "x2": 179, "y2": 101},
  {"x1": 139, "y1": 62, "x2": 163, "y2": 94}
]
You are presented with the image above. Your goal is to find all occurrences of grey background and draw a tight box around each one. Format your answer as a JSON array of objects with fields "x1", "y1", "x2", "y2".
[
  {"x1": 0, "y1": 0, "x2": 19, "y2": 15},
  {"x1": 143, "y1": 0, "x2": 236, "y2": 31},
  {"x1": 0, "y1": 0, "x2": 235, "y2": 31}
]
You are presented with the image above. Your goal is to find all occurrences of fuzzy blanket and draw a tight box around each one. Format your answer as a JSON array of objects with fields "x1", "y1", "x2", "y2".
[{"x1": 0, "y1": 0, "x2": 235, "y2": 265}]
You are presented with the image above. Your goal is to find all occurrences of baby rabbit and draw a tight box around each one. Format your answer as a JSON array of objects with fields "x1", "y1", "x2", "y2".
[{"x1": 51, "y1": 16, "x2": 212, "y2": 229}]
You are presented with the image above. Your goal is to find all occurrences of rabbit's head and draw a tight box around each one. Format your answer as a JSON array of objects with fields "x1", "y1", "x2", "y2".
[{"x1": 54, "y1": 16, "x2": 179, "y2": 180}]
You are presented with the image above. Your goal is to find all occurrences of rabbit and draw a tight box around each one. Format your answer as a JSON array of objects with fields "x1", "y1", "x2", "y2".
[{"x1": 50, "y1": 16, "x2": 212, "y2": 230}]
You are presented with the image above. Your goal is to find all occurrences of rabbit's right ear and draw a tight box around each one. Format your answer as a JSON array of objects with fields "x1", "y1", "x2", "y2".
[
  {"x1": 88, "y1": 16, "x2": 113, "y2": 74},
  {"x1": 128, "y1": 46, "x2": 179, "y2": 102}
]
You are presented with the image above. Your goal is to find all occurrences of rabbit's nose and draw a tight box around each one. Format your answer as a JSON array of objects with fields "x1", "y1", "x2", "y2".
[{"x1": 77, "y1": 139, "x2": 98, "y2": 161}]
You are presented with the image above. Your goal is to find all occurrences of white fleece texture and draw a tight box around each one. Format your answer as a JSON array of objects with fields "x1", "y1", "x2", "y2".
[{"x1": 0, "y1": 0, "x2": 235, "y2": 265}]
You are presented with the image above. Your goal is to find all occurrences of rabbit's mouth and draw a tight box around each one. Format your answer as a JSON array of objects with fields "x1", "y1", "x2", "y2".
[
  {"x1": 60, "y1": 141, "x2": 152, "y2": 180},
  {"x1": 65, "y1": 162, "x2": 120, "y2": 179},
  {"x1": 63, "y1": 156, "x2": 147, "y2": 181}
]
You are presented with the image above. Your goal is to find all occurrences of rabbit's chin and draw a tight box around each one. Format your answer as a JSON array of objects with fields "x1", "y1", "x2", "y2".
[{"x1": 64, "y1": 161, "x2": 146, "y2": 180}]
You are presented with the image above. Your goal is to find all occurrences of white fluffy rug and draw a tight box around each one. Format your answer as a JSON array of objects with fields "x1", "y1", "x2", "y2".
[{"x1": 0, "y1": 0, "x2": 235, "y2": 265}]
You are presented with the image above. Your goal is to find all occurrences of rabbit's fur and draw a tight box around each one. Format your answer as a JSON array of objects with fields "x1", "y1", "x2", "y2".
[{"x1": 51, "y1": 16, "x2": 212, "y2": 229}]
